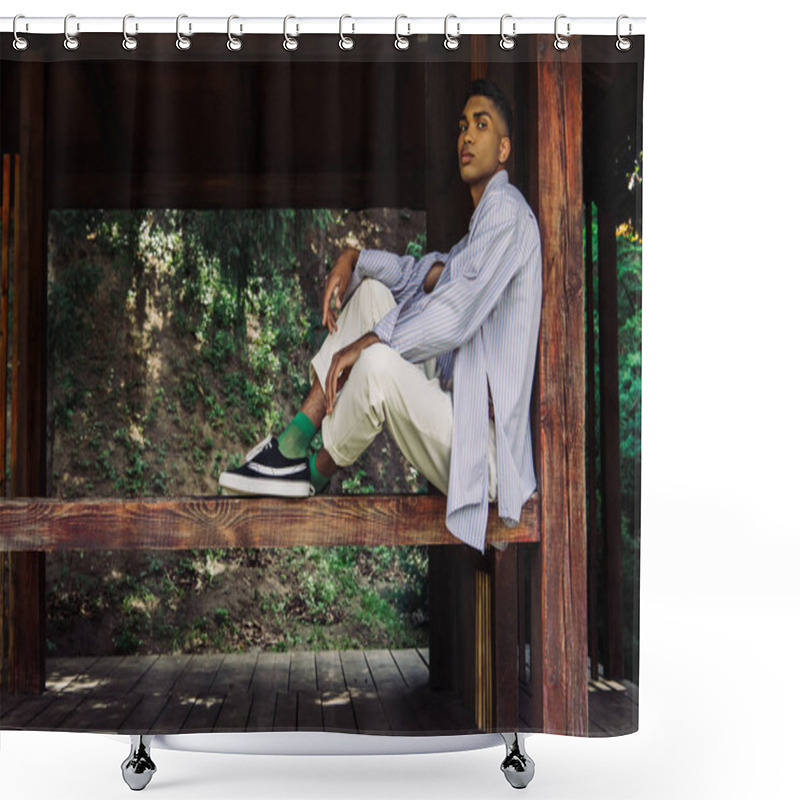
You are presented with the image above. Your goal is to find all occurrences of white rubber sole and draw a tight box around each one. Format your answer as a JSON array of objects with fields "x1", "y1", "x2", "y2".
[{"x1": 218, "y1": 473, "x2": 314, "y2": 498}]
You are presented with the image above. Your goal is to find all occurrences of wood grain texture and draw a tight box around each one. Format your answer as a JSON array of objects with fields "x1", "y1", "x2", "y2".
[
  {"x1": 2, "y1": 651, "x2": 510, "y2": 735},
  {"x1": 533, "y1": 36, "x2": 589, "y2": 735},
  {"x1": 0, "y1": 494, "x2": 539, "y2": 551}
]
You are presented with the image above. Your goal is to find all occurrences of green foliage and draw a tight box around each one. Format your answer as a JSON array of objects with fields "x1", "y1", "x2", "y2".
[
  {"x1": 405, "y1": 232, "x2": 427, "y2": 259},
  {"x1": 46, "y1": 207, "x2": 431, "y2": 657},
  {"x1": 341, "y1": 469, "x2": 375, "y2": 495}
]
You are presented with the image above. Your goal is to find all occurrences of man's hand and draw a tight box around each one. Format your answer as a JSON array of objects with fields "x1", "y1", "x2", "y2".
[
  {"x1": 323, "y1": 248, "x2": 360, "y2": 334},
  {"x1": 424, "y1": 260, "x2": 446, "y2": 294},
  {"x1": 325, "y1": 332, "x2": 380, "y2": 415}
]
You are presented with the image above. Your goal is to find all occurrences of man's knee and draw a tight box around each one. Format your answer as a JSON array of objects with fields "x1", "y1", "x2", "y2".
[
  {"x1": 349, "y1": 278, "x2": 394, "y2": 310},
  {"x1": 349, "y1": 343, "x2": 396, "y2": 390}
]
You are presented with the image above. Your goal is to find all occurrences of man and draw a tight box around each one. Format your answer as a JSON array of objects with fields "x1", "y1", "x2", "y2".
[{"x1": 219, "y1": 78, "x2": 542, "y2": 553}]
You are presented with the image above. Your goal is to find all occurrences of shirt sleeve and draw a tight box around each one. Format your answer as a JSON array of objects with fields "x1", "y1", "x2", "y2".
[
  {"x1": 374, "y1": 197, "x2": 522, "y2": 362},
  {"x1": 344, "y1": 247, "x2": 451, "y2": 306}
]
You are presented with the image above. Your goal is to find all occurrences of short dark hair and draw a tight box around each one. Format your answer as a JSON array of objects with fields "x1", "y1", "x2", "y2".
[{"x1": 462, "y1": 79, "x2": 513, "y2": 141}]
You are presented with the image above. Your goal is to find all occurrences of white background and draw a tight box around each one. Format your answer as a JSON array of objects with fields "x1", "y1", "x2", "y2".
[{"x1": 2, "y1": 1, "x2": 799, "y2": 798}]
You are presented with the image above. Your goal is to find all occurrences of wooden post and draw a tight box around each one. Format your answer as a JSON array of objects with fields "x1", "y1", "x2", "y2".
[
  {"x1": 8, "y1": 61, "x2": 47, "y2": 694},
  {"x1": 491, "y1": 544, "x2": 518, "y2": 730},
  {"x1": 529, "y1": 36, "x2": 589, "y2": 734},
  {"x1": 597, "y1": 205, "x2": 624, "y2": 679},
  {"x1": 424, "y1": 52, "x2": 472, "y2": 703},
  {"x1": 1, "y1": 153, "x2": 10, "y2": 498},
  {"x1": 1, "y1": 153, "x2": 11, "y2": 691},
  {"x1": 585, "y1": 200, "x2": 600, "y2": 680}
]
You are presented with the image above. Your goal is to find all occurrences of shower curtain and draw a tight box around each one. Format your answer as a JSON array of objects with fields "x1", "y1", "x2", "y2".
[{"x1": 0, "y1": 20, "x2": 643, "y2": 746}]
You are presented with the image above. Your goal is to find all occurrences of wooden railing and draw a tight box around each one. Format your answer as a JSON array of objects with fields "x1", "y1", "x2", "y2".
[{"x1": 0, "y1": 494, "x2": 540, "y2": 551}]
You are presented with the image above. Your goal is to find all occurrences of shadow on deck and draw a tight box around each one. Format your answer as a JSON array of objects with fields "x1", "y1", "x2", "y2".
[{"x1": 1, "y1": 650, "x2": 637, "y2": 736}]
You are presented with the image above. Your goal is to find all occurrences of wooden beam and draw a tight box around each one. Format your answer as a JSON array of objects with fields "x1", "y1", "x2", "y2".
[
  {"x1": 532, "y1": 35, "x2": 589, "y2": 735},
  {"x1": 0, "y1": 495, "x2": 539, "y2": 552}
]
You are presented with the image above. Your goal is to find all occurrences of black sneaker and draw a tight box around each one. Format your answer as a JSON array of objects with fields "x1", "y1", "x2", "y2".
[{"x1": 218, "y1": 435, "x2": 314, "y2": 498}]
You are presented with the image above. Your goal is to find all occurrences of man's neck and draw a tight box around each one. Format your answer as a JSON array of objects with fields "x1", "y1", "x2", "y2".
[{"x1": 470, "y1": 167, "x2": 506, "y2": 208}]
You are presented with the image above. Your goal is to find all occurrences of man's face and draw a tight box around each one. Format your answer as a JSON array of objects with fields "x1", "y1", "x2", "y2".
[{"x1": 457, "y1": 95, "x2": 510, "y2": 186}]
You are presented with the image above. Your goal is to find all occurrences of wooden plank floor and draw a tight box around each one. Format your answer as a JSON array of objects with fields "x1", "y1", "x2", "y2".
[
  {"x1": 1, "y1": 651, "x2": 637, "y2": 736},
  {"x1": 588, "y1": 677, "x2": 638, "y2": 737}
]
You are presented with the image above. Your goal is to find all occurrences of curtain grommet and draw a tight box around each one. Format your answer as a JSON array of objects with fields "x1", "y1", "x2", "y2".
[
  {"x1": 444, "y1": 14, "x2": 460, "y2": 51},
  {"x1": 176, "y1": 13, "x2": 192, "y2": 51},
  {"x1": 339, "y1": 14, "x2": 355, "y2": 50},
  {"x1": 554, "y1": 14, "x2": 570, "y2": 51},
  {"x1": 283, "y1": 15, "x2": 299, "y2": 51},
  {"x1": 394, "y1": 15, "x2": 410, "y2": 50},
  {"x1": 227, "y1": 15, "x2": 242, "y2": 51},
  {"x1": 616, "y1": 15, "x2": 632, "y2": 52},
  {"x1": 500, "y1": 14, "x2": 516, "y2": 50},
  {"x1": 12, "y1": 14, "x2": 29, "y2": 51},
  {"x1": 64, "y1": 13, "x2": 80, "y2": 51},
  {"x1": 122, "y1": 14, "x2": 138, "y2": 51}
]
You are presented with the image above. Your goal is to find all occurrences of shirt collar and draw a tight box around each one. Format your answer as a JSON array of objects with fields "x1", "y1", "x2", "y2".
[{"x1": 469, "y1": 170, "x2": 509, "y2": 232}]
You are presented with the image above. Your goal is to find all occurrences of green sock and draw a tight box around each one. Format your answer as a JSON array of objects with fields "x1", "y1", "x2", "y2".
[
  {"x1": 277, "y1": 412, "x2": 317, "y2": 459},
  {"x1": 308, "y1": 454, "x2": 330, "y2": 494}
]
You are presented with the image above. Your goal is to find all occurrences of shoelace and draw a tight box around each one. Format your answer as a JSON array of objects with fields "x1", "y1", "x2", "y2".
[{"x1": 245, "y1": 435, "x2": 274, "y2": 463}]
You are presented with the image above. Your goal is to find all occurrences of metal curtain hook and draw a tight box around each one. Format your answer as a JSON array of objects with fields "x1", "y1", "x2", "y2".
[
  {"x1": 283, "y1": 15, "x2": 298, "y2": 51},
  {"x1": 616, "y1": 15, "x2": 632, "y2": 51},
  {"x1": 122, "y1": 14, "x2": 138, "y2": 51},
  {"x1": 339, "y1": 14, "x2": 354, "y2": 50},
  {"x1": 500, "y1": 14, "x2": 516, "y2": 50},
  {"x1": 444, "y1": 14, "x2": 460, "y2": 51},
  {"x1": 176, "y1": 13, "x2": 192, "y2": 50},
  {"x1": 64, "y1": 13, "x2": 80, "y2": 51},
  {"x1": 395, "y1": 14, "x2": 410, "y2": 50},
  {"x1": 554, "y1": 14, "x2": 570, "y2": 51},
  {"x1": 227, "y1": 15, "x2": 242, "y2": 51},
  {"x1": 12, "y1": 14, "x2": 29, "y2": 51}
]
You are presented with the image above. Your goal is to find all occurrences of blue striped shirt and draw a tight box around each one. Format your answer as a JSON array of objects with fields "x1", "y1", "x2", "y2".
[{"x1": 349, "y1": 170, "x2": 542, "y2": 551}]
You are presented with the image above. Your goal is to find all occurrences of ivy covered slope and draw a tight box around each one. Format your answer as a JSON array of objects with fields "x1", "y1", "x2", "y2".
[{"x1": 45, "y1": 208, "x2": 430, "y2": 656}]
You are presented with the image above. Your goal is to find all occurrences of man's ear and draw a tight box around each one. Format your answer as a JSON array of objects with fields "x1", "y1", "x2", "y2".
[{"x1": 500, "y1": 136, "x2": 511, "y2": 164}]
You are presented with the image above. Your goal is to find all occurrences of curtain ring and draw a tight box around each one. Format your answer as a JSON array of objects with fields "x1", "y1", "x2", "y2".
[
  {"x1": 339, "y1": 14, "x2": 355, "y2": 50},
  {"x1": 12, "y1": 14, "x2": 29, "y2": 51},
  {"x1": 176, "y1": 14, "x2": 192, "y2": 50},
  {"x1": 395, "y1": 15, "x2": 410, "y2": 51},
  {"x1": 64, "y1": 13, "x2": 80, "y2": 51},
  {"x1": 227, "y1": 15, "x2": 242, "y2": 51},
  {"x1": 283, "y1": 15, "x2": 298, "y2": 51},
  {"x1": 616, "y1": 15, "x2": 632, "y2": 52},
  {"x1": 122, "y1": 14, "x2": 138, "y2": 51},
  {"x1": 554, "y1": 14, "x2": 570, "y2": 51},
  {"x1": 500, "y1": 14, "x2": 516, "y2": 50},
  {"x1": 444, "y1": 14, "x2": 460, "y2": 51}
]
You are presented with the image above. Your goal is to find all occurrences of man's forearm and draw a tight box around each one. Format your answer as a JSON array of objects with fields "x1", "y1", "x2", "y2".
[{"x1": 353, "y1": 249, "x2": 447, "y2": 301}]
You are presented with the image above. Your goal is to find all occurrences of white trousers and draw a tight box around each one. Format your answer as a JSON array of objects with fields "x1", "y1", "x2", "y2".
[{"x1": 310, "y1": 279, "x2": 497, "y2": 500}]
